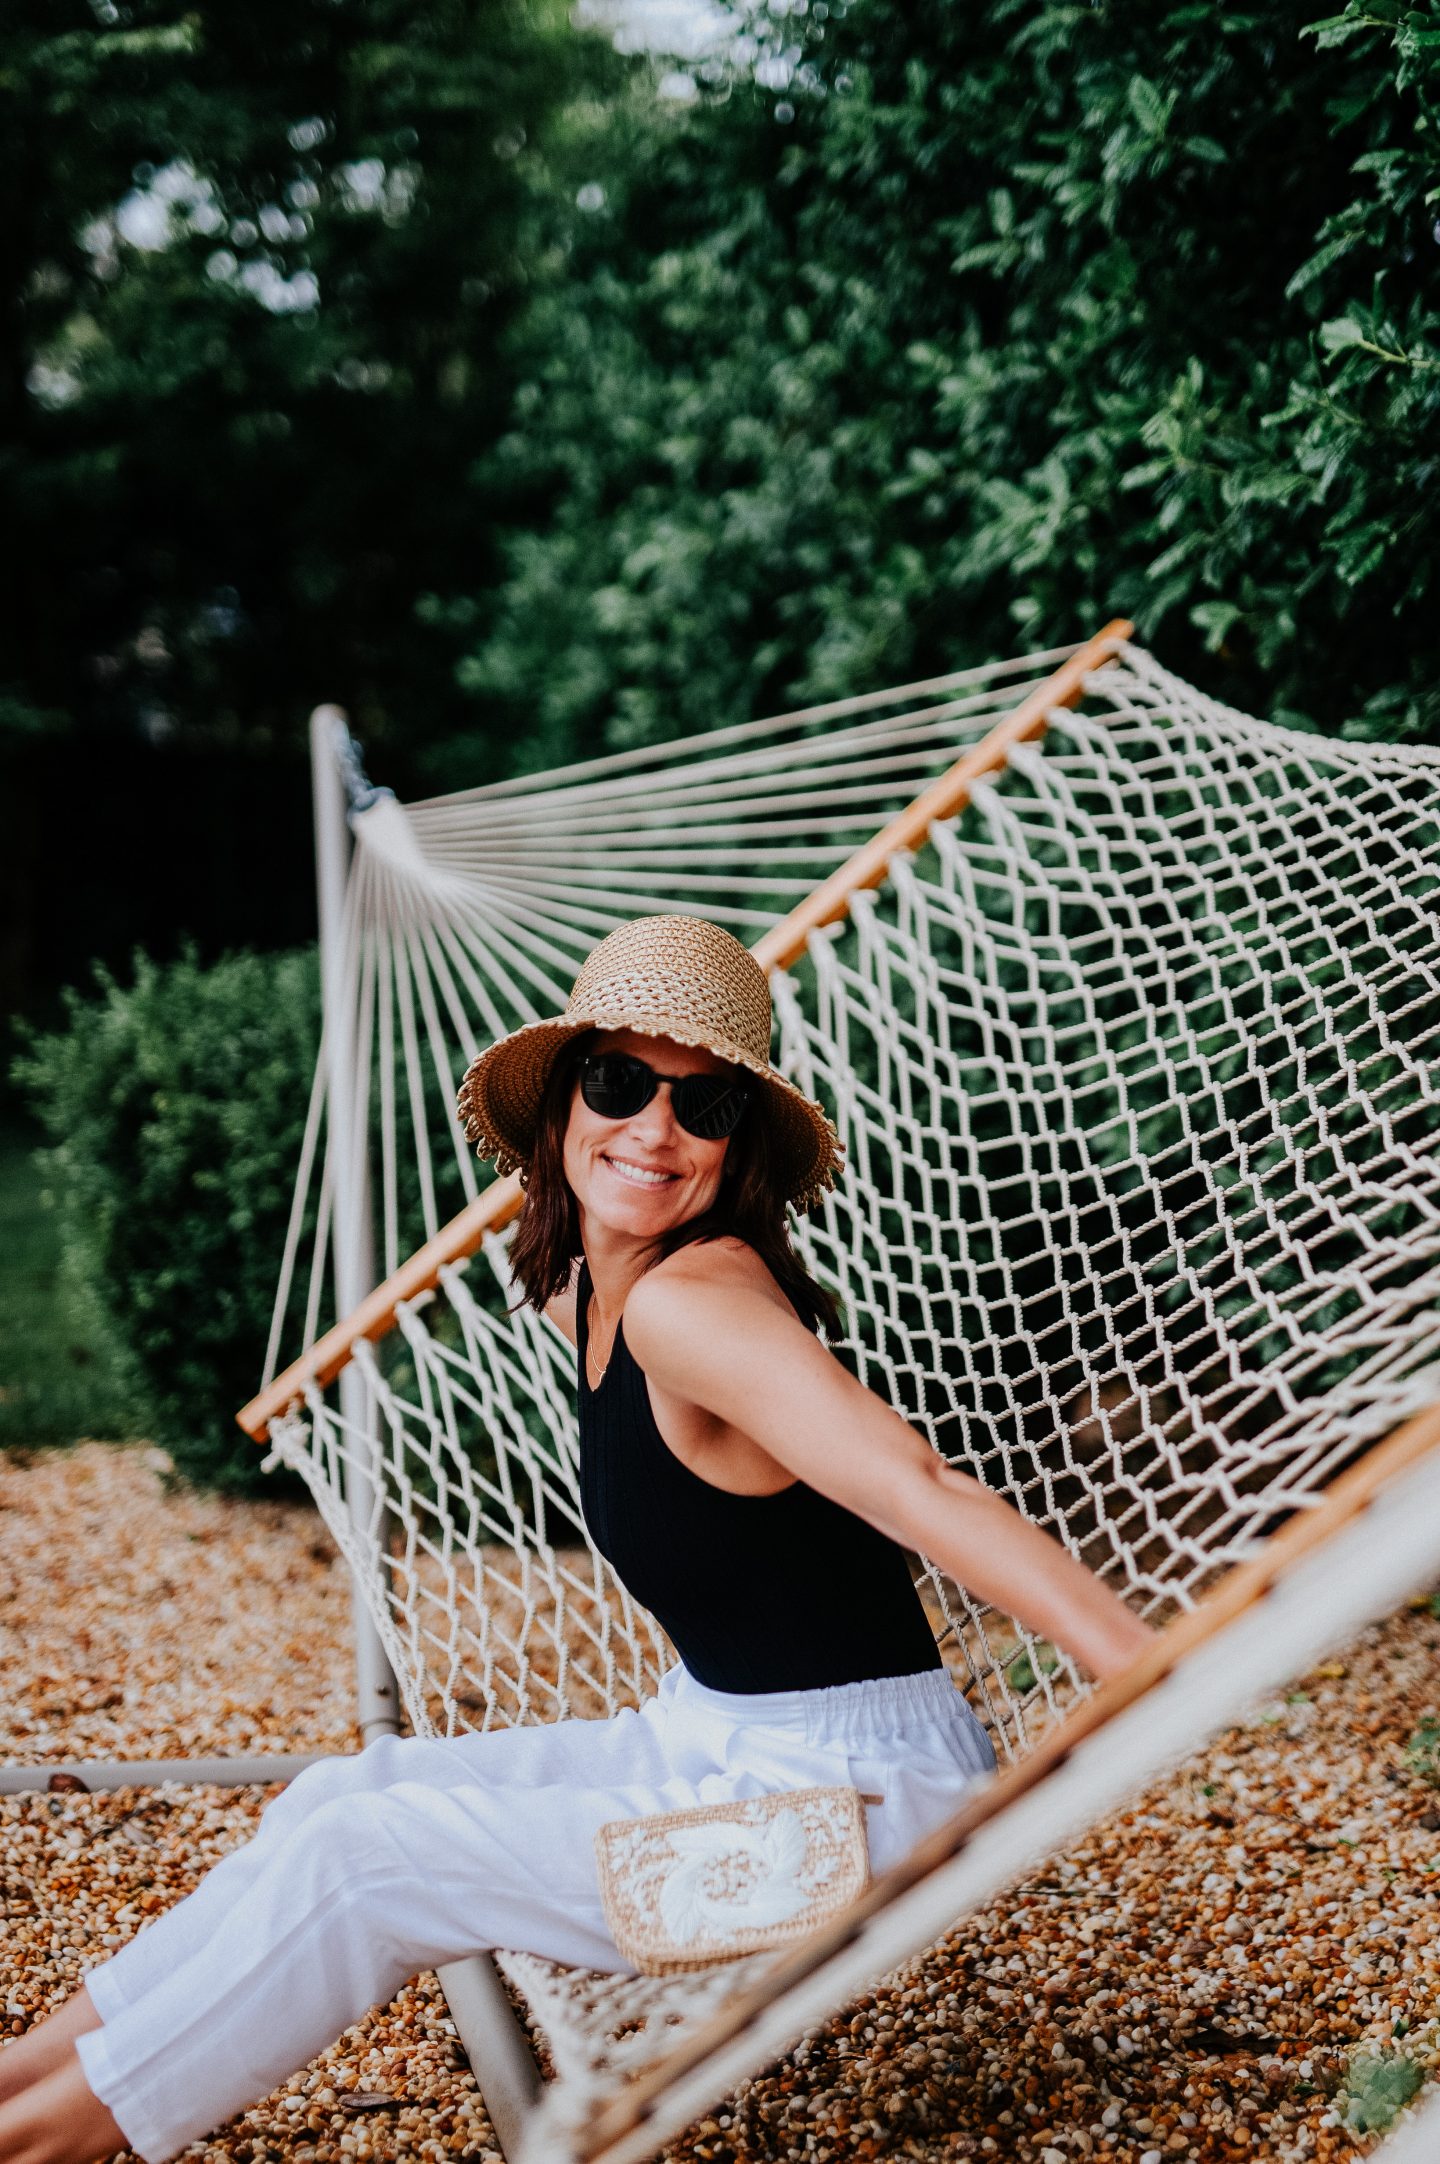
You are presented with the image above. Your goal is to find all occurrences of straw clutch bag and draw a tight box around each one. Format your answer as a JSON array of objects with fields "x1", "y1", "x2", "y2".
[{"x1": 595, "y1": 1786, "x2": 872, "y2": 1975}]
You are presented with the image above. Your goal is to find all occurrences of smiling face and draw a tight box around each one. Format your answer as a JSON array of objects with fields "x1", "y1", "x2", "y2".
[{"x1": 561, "y1": 1027, "x2": 735, "y2": 1246}]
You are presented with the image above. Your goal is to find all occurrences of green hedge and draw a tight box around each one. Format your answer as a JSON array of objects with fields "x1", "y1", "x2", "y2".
[
  {"x1": 12, "y1": 946, "x2": 319, "y2": 1491},
  {"x1": 0, "y1": 1117, "x2": 133, "y2": 1451}
]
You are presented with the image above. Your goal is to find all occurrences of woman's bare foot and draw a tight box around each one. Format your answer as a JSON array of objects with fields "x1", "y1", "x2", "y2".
[
  {"x1": 0, "y1": 2051, "x2": 124, "y2": 2164},
  {"x1": 0, "y1": 1990, "x2": 102, "y2": 2105}
]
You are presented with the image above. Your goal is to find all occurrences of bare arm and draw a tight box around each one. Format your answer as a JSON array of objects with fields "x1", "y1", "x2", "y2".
[{"x1": 625, "y1": 1256, "x2": 1155, "y2": 1682}]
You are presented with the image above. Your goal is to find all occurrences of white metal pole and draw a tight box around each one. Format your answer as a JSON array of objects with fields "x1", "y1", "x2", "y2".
[
  {"x1": 310, "y1": 704, "x2": 403, "y2": 1745},
  {"x1": 0, "y1": 1753, "x2": 333, "y2": 1794}
]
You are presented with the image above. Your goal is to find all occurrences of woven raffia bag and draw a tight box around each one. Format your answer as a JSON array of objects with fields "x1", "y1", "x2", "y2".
[{"x1": 595, "y1": 1787, "x2": 871, "y2": 1976}]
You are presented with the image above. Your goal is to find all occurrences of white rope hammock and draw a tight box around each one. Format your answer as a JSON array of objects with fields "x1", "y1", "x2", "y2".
[
  {"x1": 243, "y1": 632, "x2": 1440, "y2": 2163},
  {"x1": 262, "y1": 641, "x2": 1083, "y2": 1345}
]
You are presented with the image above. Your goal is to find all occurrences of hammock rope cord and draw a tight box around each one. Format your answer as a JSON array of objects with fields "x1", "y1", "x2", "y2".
[{"x1": 240, "y1": 634, "x2": 1440, "y2": 2160}]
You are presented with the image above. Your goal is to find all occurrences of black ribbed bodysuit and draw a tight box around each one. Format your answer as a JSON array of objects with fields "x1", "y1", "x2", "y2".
[{"x1": 575, "y1": 1260, "x2": 942, "y2": 1693}]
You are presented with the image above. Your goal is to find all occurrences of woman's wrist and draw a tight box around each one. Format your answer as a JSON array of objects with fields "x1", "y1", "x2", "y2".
[{"x1": 1071, "y1": 1604, "x2": 1158, "y2": 1682}]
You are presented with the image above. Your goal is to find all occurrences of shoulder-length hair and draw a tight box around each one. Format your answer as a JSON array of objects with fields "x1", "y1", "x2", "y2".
[{"x1": 506, "y1": 1031, "x2": 840, "y2": 1337}]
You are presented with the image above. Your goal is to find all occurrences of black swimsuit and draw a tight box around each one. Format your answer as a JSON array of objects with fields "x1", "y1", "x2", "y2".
[{"x1": 575, "y1": 1260, "x2": 943, "y2": 1693}]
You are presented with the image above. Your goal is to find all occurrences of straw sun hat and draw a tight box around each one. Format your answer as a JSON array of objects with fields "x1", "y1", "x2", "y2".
[{"x1": 455, "y1": 915, "x2": 842, "y2": 1211}]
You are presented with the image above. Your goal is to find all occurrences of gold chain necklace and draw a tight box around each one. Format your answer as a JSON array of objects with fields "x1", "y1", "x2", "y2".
[{"x1": 585, "y1": 1296, "x2": 613, "y2": 1388}]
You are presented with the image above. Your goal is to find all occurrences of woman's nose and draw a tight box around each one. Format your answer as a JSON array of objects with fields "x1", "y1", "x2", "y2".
[{"x1": 629, "y1": 1079, "x2": 681, "y2": 1146}]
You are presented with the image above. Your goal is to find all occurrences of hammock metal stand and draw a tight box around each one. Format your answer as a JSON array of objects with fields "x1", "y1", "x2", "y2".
[{"x1": 313, "y1": 702, "x2": 541, "y2": 2154}]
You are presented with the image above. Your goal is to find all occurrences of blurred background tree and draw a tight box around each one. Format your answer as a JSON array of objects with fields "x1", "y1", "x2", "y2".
[
  {"x1": 5, "y1": 0, "x2": 1437, "y2": 1480},
  {"x1": 4, "y1": 0, "x2": 602, "y2": 756},
  {"x1": 5, "y1": 0, "x2": 1437, "y2": 1012},
  {"x1": 459, "y1": 0, "x2": 1440, "y2": 773},
  {"x1": 1, "y1": 0, "x2": 611, "y2": 1017}
]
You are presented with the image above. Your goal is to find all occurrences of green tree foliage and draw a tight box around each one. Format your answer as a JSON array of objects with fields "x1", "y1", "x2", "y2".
[
  {"x1": 9, "y1": 2, "x2": 1434, "y2": 772},
  {"x1": 12, "y1": 947, "x2": 319, "y2": 1490},
  {"x1": 2, "y1": 0, "x2": 611, "y2": 762},
  {"x1": 456, "y1": 0, "x2": 1440, "y2": 771}
]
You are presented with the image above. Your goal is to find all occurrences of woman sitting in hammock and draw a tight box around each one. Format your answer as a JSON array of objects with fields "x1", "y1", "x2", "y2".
[{"x1": 0, "y1": 915, "x2": 1152, "y2": 2164}]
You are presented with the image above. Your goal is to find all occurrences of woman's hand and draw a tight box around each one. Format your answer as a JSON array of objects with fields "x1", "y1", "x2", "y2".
[{"x1": 625, "y1": 1246, "x2": 1159, "y2": 1684}]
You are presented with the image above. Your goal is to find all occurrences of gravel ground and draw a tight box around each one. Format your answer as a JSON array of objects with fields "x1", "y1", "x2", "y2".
[{"x1": 3, "y1": 1442, "x2": 1439, "y2": 2163}]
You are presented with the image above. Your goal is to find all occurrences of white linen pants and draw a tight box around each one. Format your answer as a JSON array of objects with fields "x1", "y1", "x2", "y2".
[{"x1": 76, "y1": 1663, "x2": 995, "y2": 2161}]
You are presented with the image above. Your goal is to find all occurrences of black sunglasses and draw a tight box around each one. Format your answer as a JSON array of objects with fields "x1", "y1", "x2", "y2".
[{"x1": 576, "y1": 1051, "x2": 751, "y2": 1141}]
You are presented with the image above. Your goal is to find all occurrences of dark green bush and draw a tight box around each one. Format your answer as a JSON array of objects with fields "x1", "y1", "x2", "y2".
[
  {"x1": 12, "y1": 946, "x2": 319, "y2": 1492},
  {"x1": 0, "y1": 1117, "x2": 133, "y2": 1451}
]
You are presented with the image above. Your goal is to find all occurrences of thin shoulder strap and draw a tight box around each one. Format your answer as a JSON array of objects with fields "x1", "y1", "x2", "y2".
[{"x1": 574, "y1": 1256, "x2": 591, "y2": 1365}]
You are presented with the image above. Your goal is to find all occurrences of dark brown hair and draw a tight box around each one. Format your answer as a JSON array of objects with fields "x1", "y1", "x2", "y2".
[{"x1": 507, "y1": 1032, "x2": 840, "y2": 1336}]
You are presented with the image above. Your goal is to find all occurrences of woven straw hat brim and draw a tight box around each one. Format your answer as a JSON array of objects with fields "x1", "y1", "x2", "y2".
[{"x1": 456, "y1": 1012, "x2": 842, "y2": 1213}]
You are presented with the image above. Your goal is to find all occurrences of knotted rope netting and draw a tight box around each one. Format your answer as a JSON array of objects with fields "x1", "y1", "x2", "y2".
[{"x1": 243, "y1": 635, "x2": 1440, "y2": 2158}]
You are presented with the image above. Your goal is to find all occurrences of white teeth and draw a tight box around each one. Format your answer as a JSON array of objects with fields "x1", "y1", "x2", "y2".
[{"x1": 604, "y1": 1157, "x2": 675, "y2": 1188}]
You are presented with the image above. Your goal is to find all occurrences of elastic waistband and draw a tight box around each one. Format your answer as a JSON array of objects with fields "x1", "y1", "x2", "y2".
[{"x1": 664, "y1": 1661, "x2": 962, "y2": 1742}]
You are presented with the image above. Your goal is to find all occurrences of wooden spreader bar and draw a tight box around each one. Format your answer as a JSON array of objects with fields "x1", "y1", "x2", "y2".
[
  {"x1": 237, "y1": 619, "x2": 1131, "y2": 1445},
  {"x1": 237, "y1": 1169, "x2": 525, "y2": 1440}
]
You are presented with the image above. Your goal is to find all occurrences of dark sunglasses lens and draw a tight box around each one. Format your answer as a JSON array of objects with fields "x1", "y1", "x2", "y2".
[
  {"x1": 672, "y1": 1075, "x2": 749, "y2": 1140},
  {"x1": 580, "y1": 1054, "x2": 654, "y2": 1119}
]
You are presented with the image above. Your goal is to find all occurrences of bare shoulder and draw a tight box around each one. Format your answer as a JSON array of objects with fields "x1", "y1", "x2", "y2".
[
  {"x1": 624, "y1": 1237, "x2": 831, "y2": 1415},
  {"x1": 627, "y1": 1237, "x2": 794, "y2": 1333}
]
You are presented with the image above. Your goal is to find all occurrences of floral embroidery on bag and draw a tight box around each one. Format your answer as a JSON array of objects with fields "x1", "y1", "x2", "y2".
[
  {"x1": 596, "y1": 1786, "x2": 870, "y2": 1974},
  {"x1": 657, "y1": 1810, "x2": 811, "y2": 1945}
]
